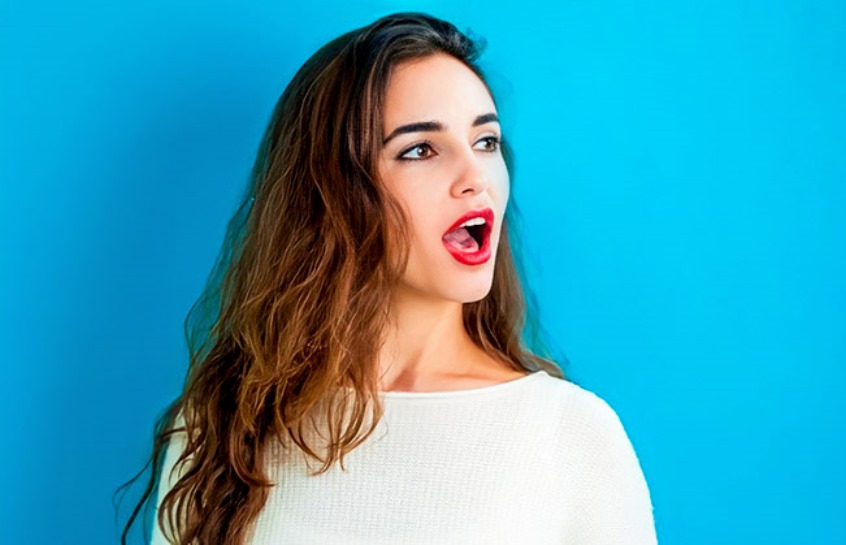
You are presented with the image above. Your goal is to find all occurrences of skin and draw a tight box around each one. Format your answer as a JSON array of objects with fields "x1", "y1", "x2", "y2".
[{"x1": 375, "y1": 52, "x2": 529, "y2": 392}]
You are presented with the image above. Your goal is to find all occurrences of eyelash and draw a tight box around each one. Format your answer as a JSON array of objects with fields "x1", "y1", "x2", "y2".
[{"x1": 396, "y1": 136, "x2": 502, "y2": 162}]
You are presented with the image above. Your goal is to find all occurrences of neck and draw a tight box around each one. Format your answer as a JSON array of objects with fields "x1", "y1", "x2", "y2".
[{"x1": 376, "y1": 285, "x2": 480, "y2": 392}]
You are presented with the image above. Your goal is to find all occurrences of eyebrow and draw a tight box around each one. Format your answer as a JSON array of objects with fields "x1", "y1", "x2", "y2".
[{"x1": 382, "y1": 113, "x2": 499, "y2": 146}]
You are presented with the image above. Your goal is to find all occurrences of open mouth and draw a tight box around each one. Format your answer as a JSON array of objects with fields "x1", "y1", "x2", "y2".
[
  {"x1": 465, "y1": 224, "x2": 486, "y2": 247},
  {"x1": 441, "y1": 208, "x2": 494, "y2": 265}
]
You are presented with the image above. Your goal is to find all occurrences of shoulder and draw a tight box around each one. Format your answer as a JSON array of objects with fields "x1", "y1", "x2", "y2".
[
  {"x1": 526, "y1": 371, "x2": 626, "y2": 431},
  {"x1": 524, "y1": 371, "x2": 642, "y2": 464},
  {"x1": 157, "y1": 406, "x2": 195, "y2": 491},
  {"x1": 530, "y1": 373, "x2": 657, "y2": 542}
]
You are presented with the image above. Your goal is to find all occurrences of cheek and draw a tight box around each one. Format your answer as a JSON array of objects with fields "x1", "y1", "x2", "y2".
[
  {"x1": 383, "y1": 185, "x2": 435, "y2": 251},
  {"x1": 492, "y1": 161, "x2": 510, "y2": 204},
  {"x1": 409, "y1": 206, "x2": 439, "y2": 251}
]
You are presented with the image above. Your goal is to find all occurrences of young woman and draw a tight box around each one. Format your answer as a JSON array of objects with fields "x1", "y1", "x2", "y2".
[{"x1": 119, "y1": 12, "x2": 657, "y2": 545}]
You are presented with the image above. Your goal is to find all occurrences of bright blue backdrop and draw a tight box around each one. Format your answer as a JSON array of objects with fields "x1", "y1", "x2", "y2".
[{"x1": 2, "y1": 1, "x2": 844, "y2": 544}]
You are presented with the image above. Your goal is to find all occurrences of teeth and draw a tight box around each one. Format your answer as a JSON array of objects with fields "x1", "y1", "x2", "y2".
[{"x1": 459, "y1": 217, "x2": 486, "y2": 228}]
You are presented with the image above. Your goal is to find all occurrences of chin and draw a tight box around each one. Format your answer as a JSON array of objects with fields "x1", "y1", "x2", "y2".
[
  {"x1": 458, "y1": 291, "x2": 492, "y2": 304},
  {"x1": 444, "y1": 275, "x2": 495, "y2": 303},
  {"x1": 400, "y1": 270, "x2": 494, "y2": 304}
]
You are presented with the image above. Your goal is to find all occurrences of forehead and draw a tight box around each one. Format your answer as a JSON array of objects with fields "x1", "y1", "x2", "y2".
[{"x1": 382, "y1": 53, "x2": 496, "y2": 128}]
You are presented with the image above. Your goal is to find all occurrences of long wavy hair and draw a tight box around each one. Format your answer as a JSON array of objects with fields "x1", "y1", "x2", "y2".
[{"x1": 116, "y1": 11, "x2": 567, "y2": 545}]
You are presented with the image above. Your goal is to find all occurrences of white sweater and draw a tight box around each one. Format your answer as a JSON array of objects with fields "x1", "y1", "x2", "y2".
[{"x1": 151, "y1": 370, "x2": 657, "y2": 544}]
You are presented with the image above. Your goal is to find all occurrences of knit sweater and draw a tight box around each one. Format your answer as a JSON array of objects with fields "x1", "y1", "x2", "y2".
[{"x1": 151, "y1": 370, "x2": 657, "y2": 544}]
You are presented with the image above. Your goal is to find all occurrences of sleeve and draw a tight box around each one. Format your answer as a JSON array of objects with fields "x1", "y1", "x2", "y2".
[
  {"x1": 569, "y1": 394, "x2": 658, "y2": 545},
  {"x1": 150, "y1": 413, "x2": 189, "y2": 545}
]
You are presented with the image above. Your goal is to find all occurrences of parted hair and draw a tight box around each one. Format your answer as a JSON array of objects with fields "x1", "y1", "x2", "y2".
[{"x1": 117, "y1": 11, "x2": 565, "y2": 545}]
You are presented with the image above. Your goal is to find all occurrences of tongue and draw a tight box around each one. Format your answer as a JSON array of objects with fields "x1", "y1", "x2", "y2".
[{"x1": 443, "y1": 227, "x2": 479, "y2": 253}]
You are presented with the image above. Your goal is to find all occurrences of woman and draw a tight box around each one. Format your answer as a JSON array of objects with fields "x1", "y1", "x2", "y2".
[{"x1": 119, "y1": 12, "x2": 657, "y2": 545}]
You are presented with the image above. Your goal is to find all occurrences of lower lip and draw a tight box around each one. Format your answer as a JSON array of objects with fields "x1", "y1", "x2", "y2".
[{"x1": 442, "y1": 232, "x2": 492, "y2": 266}]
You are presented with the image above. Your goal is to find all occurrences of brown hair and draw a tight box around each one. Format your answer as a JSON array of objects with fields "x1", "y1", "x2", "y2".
[{"x1": 116, "y1": 11, "x2": 566, "y2": 545}]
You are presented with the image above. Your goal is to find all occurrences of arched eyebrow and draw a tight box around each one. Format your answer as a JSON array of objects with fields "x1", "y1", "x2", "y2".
[{"x1": 382, "y1": 113, "x2": 499, "y2": 146}]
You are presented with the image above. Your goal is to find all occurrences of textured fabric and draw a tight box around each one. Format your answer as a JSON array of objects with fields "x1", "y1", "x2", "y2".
[{"x1": 151, "y1": 370, "x2": 657, "y2": 544}]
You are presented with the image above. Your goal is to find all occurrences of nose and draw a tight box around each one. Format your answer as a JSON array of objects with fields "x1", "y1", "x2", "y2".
[{"x1": 450, "y1": 147, "x2": 489, "y2": 198}]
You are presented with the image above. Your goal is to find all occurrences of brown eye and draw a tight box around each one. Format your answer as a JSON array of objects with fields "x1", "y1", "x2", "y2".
[
  {"x1": 475, "y1": 136, "x2": 501, "y2": 153},
  {"x1": 398, "y1": 142, "x2": 435, "y2": 161}
]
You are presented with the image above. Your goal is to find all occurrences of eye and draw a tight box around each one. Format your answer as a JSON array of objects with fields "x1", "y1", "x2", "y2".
[
  {"x1": 397, "y1": 142, "x2": 435, "y2": 161},
  {"x1": 475, "y1": 135, "x2": 501, "y2": 153}
]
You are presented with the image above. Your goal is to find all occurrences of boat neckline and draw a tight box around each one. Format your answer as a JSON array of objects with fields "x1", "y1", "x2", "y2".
[{"x1": 343, "y1": 370, "x2": 550, "y2": 400}]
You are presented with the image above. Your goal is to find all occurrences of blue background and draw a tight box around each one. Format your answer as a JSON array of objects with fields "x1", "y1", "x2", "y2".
[{"x1": 2, "y1": 1, "x2": 844, "y2": 543}]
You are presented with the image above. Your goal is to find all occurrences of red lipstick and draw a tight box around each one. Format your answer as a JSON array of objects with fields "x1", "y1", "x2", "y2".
[{"x1": 441, "y1": 208, "x2": 494, "y2": 266}]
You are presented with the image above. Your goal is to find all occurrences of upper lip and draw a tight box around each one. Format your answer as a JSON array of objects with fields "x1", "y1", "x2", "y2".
[{"x1": 443, "y1": 207, "x2": 495, "y2": 239}]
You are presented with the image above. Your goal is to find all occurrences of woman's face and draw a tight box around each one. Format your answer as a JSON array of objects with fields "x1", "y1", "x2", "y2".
[{"x1": 377, "y1": 53, "x2": 510, "y2": 304}]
